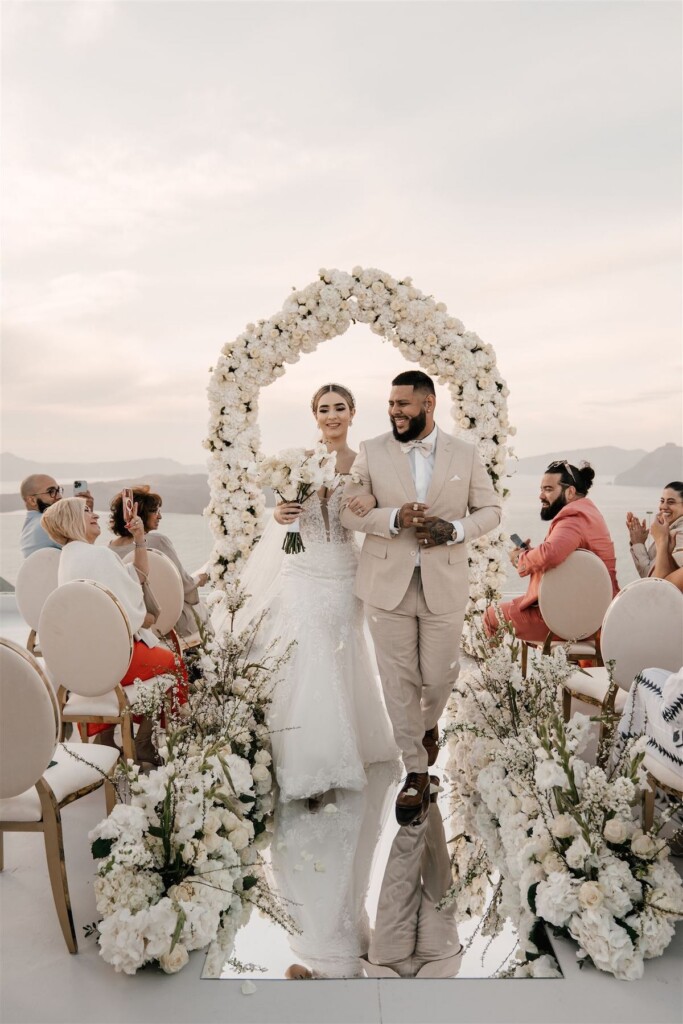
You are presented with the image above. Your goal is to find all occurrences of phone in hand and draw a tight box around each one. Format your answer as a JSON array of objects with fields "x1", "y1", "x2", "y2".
[
  {"x1": 122, "y1": 488, "x2": 135, "y2": 523},
  {"x1": 74, "y1": 479, "x2": 89, "y2": 494},
  {"x1": 510, "y1": 533, "x2": 530, "y2": 550}
]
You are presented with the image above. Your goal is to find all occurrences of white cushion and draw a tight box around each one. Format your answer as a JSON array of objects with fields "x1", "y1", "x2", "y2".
[
  {"x1": 643, "y1": 753, "x2": 683, "y2": 792},
  {"x1": 62, "y1": 675, "x2": 174, "y2": 718},
  {"x1": 528, "y1": 640, "x2": 598, "y2": 657},
  {"x1": 565, "y1": 667, "x2": 627, "y2": 711},
  {"x1": 0, "y1": 742, "x2": 118, "y2": 823}
]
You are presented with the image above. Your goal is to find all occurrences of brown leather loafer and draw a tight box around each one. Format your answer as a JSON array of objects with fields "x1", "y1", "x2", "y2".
[
  {"x1": 396, "y1": 772, "x2": 430, "y2": 826},
  {"x1": 422, "y1": 725, "x2": 439, "y2": 767}
]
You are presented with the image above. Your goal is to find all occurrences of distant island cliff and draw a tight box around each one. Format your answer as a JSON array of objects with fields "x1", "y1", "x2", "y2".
[
  {"x1": 613, "y1": 443, "x2": 683, "y2": 487},
  {"x1": 2, "y1": 443, "x2": 679, "y2": 515}
]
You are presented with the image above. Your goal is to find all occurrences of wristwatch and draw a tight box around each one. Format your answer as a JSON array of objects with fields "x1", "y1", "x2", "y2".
[{"x1": 450, "y1": 525, "x2": 458, "y2": 543}]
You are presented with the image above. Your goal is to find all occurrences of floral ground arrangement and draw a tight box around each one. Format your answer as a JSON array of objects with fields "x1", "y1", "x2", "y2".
[
  {"x1": 443, "y1": 618, "x2": 683, "y2": 981},
  {"x1": 87, "y1": 590, "x2": 291, "y2": 975}
]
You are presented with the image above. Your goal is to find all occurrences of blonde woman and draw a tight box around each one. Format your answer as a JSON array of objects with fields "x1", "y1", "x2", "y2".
[{"x1": 42, "y1": 498, "x2": 187, "y2": 762}]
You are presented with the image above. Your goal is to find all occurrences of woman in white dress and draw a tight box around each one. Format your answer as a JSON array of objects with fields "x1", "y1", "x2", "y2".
[{"x1": 234, "y1": 384, "x2": 398, "y2": 804}]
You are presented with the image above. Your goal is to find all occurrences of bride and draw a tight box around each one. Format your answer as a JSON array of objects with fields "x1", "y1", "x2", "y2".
[{"x1": 232, "y1": 383, "x2": 398, "y2": 804}]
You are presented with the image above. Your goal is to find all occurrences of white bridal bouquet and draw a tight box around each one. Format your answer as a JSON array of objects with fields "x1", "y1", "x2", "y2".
[
  {"x1": 258, "y1": 442, "x2": 337, "y2": 553},
  {"x1": 444, "y1": 617, "x2": 683, "y2": 980}
]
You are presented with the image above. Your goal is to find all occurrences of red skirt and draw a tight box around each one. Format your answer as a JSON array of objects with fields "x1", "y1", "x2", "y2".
[{"x1": 87, "y1": 640, "x2": 188, "y2": 737}]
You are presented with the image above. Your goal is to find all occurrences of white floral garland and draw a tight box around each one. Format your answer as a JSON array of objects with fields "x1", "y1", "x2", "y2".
[{"x1": 205, "y1": 266, "x2": 513, "y2": 604}]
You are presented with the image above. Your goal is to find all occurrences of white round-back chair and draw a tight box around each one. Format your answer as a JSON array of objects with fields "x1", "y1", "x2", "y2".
[
  {"x1": 123, "y1": 548, "x2": 184, "y2": 639},
  {"x1": 14, "y1": 547, "x2": 61, "y2": 655},
  {"x1": 562, "y1": 577, "x2": 683, "y2": 726},
  {"x1": 522, "y1": 550, "x2": 613, "y2": 675},
  {"x1": 0, "y1": 638, "x2": 118, "y2": 953},
  {"x1": 39, "y1": 580, "x2": 136, "y2": 760}
]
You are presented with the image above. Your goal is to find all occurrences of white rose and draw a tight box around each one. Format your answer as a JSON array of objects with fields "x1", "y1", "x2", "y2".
[
  {"x1": 565, "y1": 836, "x2": 592, "y2": 870},
  {"x1": 160, "y1": 944, "x2": 189, "y2": 974},
  {"x1": 578, "y1": 881, "x2": 604, "y2": 909},
  {"x1": 603, "y1": 818, "x2": 628, "y2": 845},
  {"x1": 550, "y1": 814, "x2": 577, "y2": 839},
  {"x1": 631, "y1": 833, "x2": 657, "y2": 859},
  {"x1": 229, "y1": 826, "x2": 251, "y2": 851}
]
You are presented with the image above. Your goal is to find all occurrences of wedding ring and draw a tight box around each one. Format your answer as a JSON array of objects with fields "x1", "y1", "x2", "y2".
[
  {"x1": 423, "y1": 538, "x2": 428, "y2": 545},
  {"x1": 413, "y1": 504, "x2": 418, "y2": 511}
]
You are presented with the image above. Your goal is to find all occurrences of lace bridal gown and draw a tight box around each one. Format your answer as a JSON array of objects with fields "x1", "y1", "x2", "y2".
[{"x1": 230, "y1": 482, "x2": 398, "y2": 803}]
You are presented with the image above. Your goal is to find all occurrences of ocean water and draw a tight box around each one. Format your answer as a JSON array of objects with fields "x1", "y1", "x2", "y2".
[{"x1": 0, "y1": 476, "x2": 661, "y2": 596}]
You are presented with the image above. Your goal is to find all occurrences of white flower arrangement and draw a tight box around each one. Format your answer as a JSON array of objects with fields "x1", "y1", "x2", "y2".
[
  {"x1": 88, "y1": 596, "x2": 292, "y2": 976},
  {"x1": 257, "y1": 442, "x2": 337, "y2": 553},
  {"x1": 443, "y1": 617, "x2": 683, "y2": 980},
  {"x1": 205, "y1": 267, "x2": 513, "y2": 607}
]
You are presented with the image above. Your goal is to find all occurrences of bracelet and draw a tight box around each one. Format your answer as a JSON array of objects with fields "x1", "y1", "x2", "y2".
[{"x1": 135, "y1": 541, "x2": 146, "y2": 547}]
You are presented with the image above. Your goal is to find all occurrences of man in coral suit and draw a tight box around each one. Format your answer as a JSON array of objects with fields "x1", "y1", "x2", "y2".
[{"x1": 484, "y1": 460, "x2": 618, "y2": 643}]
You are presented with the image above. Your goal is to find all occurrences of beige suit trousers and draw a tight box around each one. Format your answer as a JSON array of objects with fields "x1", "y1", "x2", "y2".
[
  {"x1": 368, "y1": 802, "x2": 460, "y2": 976},
  {"x1": 366, "y1": 568, "x2": 464, "y2": 773}
]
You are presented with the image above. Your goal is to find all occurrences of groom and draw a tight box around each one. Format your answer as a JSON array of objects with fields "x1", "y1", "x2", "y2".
[{"x1": 341, "y1": 371, "x2": 501, "y2": 825}]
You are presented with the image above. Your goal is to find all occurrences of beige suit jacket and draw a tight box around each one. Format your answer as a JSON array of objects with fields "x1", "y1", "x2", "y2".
[{"x1": 340, "y1": 429, "x2": 501, "y2": 613}]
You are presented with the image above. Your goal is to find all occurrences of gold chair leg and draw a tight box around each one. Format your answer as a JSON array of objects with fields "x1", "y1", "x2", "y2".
[
  {"x1": 104, "y1": 780, "x2": 117, "y2": 816},
  {"x1": 562, "y1": 686, "x2": 572, "y2": 722},
  {"x1": 37, "y1": 784, "x2": 78, "y2": 954},
  {"x1": 0, "y1": 830, "x2": 4, "y2": 871},
  {"x1": 121, "y1": 715, "x2": 135, "y2": 764},
  {"x1": 78, "y1": 722, "x2": 89, "y2": 743},
  {"x1": 642, "y1": 775, "x2": 656, "y2": 831}
]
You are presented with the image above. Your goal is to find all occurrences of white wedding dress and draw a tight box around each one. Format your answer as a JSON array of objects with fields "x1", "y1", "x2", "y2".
[{"x1": 233, "y1": 483, "x2": 398, "y2": 803}]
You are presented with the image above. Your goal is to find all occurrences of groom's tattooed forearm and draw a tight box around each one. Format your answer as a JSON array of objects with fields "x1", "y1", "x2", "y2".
[{"x1": 416, "y1": 518, "x2": 454, "y2": 546}]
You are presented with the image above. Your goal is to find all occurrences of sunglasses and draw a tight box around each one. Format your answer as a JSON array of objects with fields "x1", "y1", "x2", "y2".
[
  {"x1": 546, "y1": 460, "x2": 579, "y2": 487},
  {"x1": 30, "y1": 486, "x2": 63, "y2": 499}
]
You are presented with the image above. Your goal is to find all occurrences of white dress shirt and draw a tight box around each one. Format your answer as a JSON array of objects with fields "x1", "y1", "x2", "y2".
[{"x1": 389, "y1": 426, "x2": 464, "y2": 564}]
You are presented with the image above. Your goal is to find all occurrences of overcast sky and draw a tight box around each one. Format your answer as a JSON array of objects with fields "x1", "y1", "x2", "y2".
[{"x1": 2, "y1": 0, "x2": 681, "y2": 465}]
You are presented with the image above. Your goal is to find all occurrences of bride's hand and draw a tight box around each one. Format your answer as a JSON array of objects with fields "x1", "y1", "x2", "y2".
[
  {"x1": 274, "y1": 501, "x2": 303, "y2": 525},
  {"x1": 346, "y1": 494, "x2": 376, "y2": 517}
]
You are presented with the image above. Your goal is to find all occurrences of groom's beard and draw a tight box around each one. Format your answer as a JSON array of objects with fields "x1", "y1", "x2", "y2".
[{"x1": 390, "y1": 408, "x2": 427, "y2": 442}]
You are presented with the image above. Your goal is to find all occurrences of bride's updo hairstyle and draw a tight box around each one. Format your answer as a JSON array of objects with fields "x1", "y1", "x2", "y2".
[{"x1": 310, "y1": 383, "x2": 356, "y2": 415}]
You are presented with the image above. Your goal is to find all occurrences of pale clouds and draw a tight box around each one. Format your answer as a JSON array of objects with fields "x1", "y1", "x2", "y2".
[{"x1": 1, "y1": 1, "x2": 680, "y2": 464}]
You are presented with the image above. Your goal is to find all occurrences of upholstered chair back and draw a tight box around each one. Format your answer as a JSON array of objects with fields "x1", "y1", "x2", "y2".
[
  {"x1": 537, "y1": 549, "x2": 613, "y2": 641},
  {"x1": 0, "y1": 639, "x2": 59, "y2": 799},
  {"x1": 39, "y1": 580, "x2": 133, "y2": 698}
]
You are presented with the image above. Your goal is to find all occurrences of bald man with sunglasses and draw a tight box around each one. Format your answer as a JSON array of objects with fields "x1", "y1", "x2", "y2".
[{"x1": 19, "y1": 474, "x2": 65, "y2": 558}]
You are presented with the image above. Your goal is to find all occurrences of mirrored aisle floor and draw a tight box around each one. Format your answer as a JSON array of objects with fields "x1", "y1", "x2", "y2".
[{"x1": 203, "y1": 759, "x2": 554, "y2": 983}]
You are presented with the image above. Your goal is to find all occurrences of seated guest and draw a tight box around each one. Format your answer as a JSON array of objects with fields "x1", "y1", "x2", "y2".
[
  {"x1": 42, "y1": 497, "x2": 187, "y2": 764},
  {"x1": 108, "y1": 486, "x2": 209, "y2": 639},
  {"x1": 626, "y1": 482, "x2": 683, "y2": 578},
  {"x1": 19, "y1": 474, "x2": 63, "y2": 558},
  {"x1": 651, "y1": 510, "x2": 683, "y2": 592},
  {"x1": 484, "y1": 461, "x2": 619, "y2": 643},
  {"x1": 616, "y1": 666, "x2": 683, "y2": 775}
]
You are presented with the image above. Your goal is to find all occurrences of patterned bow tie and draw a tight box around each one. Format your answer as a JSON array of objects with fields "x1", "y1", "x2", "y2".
[{"x1": 400, "y1": 439, "x2": 433, "y2": 458}]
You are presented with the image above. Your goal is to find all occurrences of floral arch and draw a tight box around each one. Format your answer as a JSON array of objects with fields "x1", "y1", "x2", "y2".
[{"x1": 205, "y1": 266, "x2": 514, "y2": 603}]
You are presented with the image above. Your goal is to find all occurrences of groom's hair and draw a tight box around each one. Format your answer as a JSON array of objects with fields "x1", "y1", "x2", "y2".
[{"x1": 392, "y1": 370, "x2": 435, "y2": 396}]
